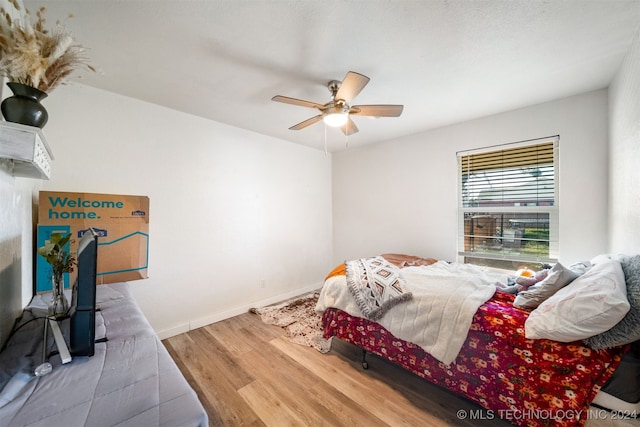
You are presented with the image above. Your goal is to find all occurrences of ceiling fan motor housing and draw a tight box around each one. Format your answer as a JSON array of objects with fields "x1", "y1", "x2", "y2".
[
  {"x1": 324, "y1": 104, "x2": 349, "y2": 115},
  {"x1": 327, "y1": 80, "x2": 342, "y2": 98}
]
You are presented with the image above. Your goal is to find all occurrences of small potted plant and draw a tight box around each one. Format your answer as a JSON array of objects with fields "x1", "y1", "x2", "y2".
[
  {"x1": 0, "y1": 0, "x2": 94, "y2": 127},
  {"x1": 38, "y1": 232, "x2": 75, "y2": 317}
]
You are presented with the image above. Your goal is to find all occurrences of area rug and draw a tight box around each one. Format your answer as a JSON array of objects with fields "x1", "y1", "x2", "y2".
[{"x1": 250, "y1": 292, "x2": 332, "y2": 353}]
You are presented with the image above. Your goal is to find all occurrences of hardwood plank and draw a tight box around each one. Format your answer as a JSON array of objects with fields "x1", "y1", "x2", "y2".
[
  {"x1": 189, "y1": 327, "x2": 255, "y2": 391},
  {"x1": 238, "y1": 380, "x2": 309, "y2": 427},
  {"x1": 236, "y1": 337, "x2": 382, "y2": 426},
  {"x1": 165, "y1": 309, "x2": 516, "y2": 427},
  {"x1": 163, "y1": 338, "x2": 224, "y2": 427},
  {"x1": 164, "y1": 330, "x2": 262, "y2": 426},
  {"x1": 204, "y1": 314, "x2": 278, "y2": 356},
  {"x1": 271, "y1": 336, "x2": 451, "y2": 427}
]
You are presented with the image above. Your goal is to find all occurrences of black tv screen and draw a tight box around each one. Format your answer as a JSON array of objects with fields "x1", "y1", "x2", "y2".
[{"x1": 69, "y1": 228, "x2": 98, "y2": 357}]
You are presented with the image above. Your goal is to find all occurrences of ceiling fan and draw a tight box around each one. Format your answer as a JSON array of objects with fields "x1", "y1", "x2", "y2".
[{"x1": 271, "y1": 71, "x2": 403, "y2": 136}]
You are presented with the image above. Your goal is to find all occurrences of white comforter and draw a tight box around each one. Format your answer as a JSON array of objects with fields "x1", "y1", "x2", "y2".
[{"x1": 316, "y1": 261, "x2": 510, "y2": 365}]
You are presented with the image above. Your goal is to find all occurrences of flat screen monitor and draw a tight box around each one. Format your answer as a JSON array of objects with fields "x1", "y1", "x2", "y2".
[{"x1": 69, "y1": 228, "x2": 98, "y2": 357}]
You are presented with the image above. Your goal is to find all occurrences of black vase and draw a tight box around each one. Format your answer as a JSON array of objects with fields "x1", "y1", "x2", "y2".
[{"x1": 1, "y1": 82, "x2": 49, "y2": 128}]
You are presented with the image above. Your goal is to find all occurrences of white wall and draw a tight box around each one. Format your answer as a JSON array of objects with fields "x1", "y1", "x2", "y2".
[
  {"x1": 332, "y1": 89, "x2": 610, "y2": 266},
  {"x1": 609, "y1": 28, "x2": 640, "y2": 254},
  {"x1": 0, "y1": 162, "x2": 39, "y2": 347},
  {"x1": 36, "y1": 84, "x2": 333, "y2": 338}
]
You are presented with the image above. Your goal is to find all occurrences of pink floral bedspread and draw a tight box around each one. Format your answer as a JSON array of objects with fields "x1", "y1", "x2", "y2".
[{"x1": 322, "y1": 291, "x2": 627, "y2": 427}]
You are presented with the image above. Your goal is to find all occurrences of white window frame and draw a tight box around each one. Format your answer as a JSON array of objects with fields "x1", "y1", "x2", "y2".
[{"x1": 456, "y1": 136, "x2": 559, "y2": 267}]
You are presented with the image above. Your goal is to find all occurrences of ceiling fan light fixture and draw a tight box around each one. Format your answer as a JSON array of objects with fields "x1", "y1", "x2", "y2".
[{"x1": 323, "y1": 106, "x2": 348, "y2": 127}]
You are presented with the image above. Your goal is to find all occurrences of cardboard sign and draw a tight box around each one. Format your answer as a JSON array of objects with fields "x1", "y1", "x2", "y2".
[{"x1": 37, "y1": 191, "x2": 149, "y2": 291}]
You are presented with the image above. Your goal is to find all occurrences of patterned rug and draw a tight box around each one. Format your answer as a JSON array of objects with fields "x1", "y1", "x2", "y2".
[{"x1": 250, "y1": 292, "x2": 332, "y2": 353}]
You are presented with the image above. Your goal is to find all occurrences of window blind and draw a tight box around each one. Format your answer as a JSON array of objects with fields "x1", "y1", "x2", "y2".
[{"x1": 460, "y1": 141, "x2": 555, "y2": 208}]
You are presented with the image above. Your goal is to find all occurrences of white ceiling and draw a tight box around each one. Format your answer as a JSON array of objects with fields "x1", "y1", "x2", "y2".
[{"x1": 24, "y1": 0, "x2": 640, "y2": 151}]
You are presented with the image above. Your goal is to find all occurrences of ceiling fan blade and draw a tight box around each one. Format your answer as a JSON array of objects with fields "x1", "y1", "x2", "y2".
[
  {"x1": 351, "y1": 104, "x2": 404, "y2": 117},
  {"x1": 335, "y1": 71, "x2": 370, "y2": 103},
  {"x1": 340, "y1": 117, "x2": 359, "y2": 136},
  {"x1": 289, "y1": 115, "x2": 323, "y2": 130},
  {"x1": 272, "y1": 95, "x2": 324, "y2": 110}
]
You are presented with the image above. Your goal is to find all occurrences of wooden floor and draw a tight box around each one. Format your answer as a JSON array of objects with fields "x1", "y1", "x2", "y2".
[{"x1": 162, "y1": 311, "x2": 516, "y2": 427}]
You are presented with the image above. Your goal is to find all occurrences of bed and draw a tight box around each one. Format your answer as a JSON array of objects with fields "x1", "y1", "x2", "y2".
[
  {"x1": 0, "y1": 283, "x2": 208, "y2": 427},
  {"x1": 316, "y1": 254, "x2": 640, "y2": 427}
]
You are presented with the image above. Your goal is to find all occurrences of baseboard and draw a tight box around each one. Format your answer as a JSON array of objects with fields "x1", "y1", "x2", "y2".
[
  {"x1": 157, "y1": 283, "x2": 322, "y2": 340},
  {"x1": 156, "y1": 323, "x2": 190, "y2": 340}
]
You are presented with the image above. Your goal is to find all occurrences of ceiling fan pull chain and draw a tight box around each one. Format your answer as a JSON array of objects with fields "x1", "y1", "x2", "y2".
[
  {"x1": 345, "y1": 126, "x2": 349, "y2": 149},
  {"x1": 324, "y1": 124, "x2": 328, "y2": 155}
]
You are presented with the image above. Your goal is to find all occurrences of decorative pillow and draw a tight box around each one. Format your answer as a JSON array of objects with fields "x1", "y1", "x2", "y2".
[
  {"x1": 525, "y1": 260, "x2": 630, "y2": 342},
  {"x1": 346, "y1": 256, "x2": 412, "y2": 321},
  {"x1": 514, "y1": 262, "x2": 578, "y2": 310},
  {"x1": 584, "y1": 255, "x2": 640, "y2": 349}
]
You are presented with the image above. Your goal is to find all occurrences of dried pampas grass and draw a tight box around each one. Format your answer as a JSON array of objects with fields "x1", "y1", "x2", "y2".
[{"x1": 0, "y1": 0, "x2": 94, "y2": 92}]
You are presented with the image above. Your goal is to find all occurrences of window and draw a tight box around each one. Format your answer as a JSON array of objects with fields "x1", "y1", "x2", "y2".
[{"x1": 457, "y1": 136, "x2": 559, "y2": 270}]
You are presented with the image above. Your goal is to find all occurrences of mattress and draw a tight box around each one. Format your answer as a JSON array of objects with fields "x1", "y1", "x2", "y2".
[{"x1": 0, "y1": 282, "x2": 208, "y2": 427}]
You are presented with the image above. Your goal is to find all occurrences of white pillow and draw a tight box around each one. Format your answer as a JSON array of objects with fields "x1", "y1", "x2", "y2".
[
  {"x1": 525, "y1": 260, "x2": 630, "y2": 342},
  {"x1": 590, "y1": 253, "x2": 627, "y2": 265}
]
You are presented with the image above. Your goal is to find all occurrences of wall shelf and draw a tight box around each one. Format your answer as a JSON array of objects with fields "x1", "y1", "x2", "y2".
[{"x1": 0, "y1": 121, "x2": 53, "y2": 179}]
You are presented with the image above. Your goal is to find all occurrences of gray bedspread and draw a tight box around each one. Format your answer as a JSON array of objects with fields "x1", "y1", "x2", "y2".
[{"x1": 0, "y1": 283, "x2": 208, "y2": 427}]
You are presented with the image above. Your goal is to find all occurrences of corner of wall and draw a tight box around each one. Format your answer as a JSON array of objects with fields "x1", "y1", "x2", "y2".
[{"x1": 608, "y1": 26, "x2": 640, "y2": 254}]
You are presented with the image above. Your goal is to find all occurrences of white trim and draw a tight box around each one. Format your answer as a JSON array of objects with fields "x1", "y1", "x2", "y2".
[{"x1": 155, "y1": 282, "x2": 322, "y2": 340}]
